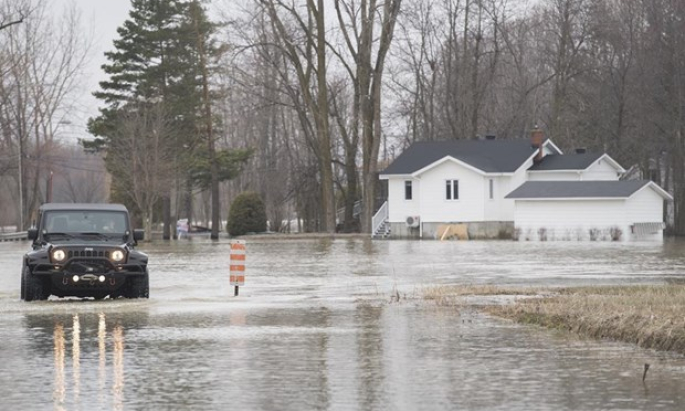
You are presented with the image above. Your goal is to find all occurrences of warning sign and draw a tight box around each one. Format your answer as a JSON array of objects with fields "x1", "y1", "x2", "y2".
[{"x1": 229, "y1": 240, "x2": 245, "y2": 286}]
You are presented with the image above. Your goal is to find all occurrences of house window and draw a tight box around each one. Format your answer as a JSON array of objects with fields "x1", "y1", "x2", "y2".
[
  {"x1": 446, "y1": 180, "x2": 459, "y2": 200},
  {"x1": 489, "y1": 179, "x2": 494, "y2": 199},
  {"x1": 404, "y1": 180, "x2": 413, "y2": 200}
]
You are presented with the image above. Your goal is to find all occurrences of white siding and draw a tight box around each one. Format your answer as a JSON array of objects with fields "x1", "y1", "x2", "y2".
[
  {"x1": 528, "y1": 171, "x2": 580, "y2": 181},
  {"x1": 626, "y1": 187, "x2": 664, "y2": 223},
  {"x1": 387, "y1": 178, "x2": 421, "y2": 223},
  {"x1": 418, "y1": 160, "x2": 485, "y2": 222},
  {"x1": 483, "y1": 177, "x2": 502, "y2": 220},
  {"x1": 485, "y1": 163, "x2": 531, "y2": 221},
  {"x1": 582, "y1": 159, "x2": 620, "y2": 180},
  {"x1": 514, "y1": 200, "x2": 629, "y2": 241}
]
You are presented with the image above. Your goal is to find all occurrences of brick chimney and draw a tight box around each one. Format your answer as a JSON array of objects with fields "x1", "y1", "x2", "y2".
[{"x1": 531, "y1": 126, "x2": 545, "y2": 162}]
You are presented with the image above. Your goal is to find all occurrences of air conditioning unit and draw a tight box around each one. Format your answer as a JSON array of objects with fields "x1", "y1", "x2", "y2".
[{"x1": 405, "y1": 215, "x2": 420, "y2": 228}]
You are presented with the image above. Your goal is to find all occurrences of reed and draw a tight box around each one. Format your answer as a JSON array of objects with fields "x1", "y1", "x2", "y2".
[{"x1": 424, "y1": 284, "x2": 685, "y2": 354}]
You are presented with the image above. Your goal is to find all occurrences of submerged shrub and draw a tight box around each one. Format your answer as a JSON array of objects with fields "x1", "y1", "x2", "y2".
[
  {"x1": 227, "y1": 192, "x2": 267, "y2": 236},
  {"x1": 610, "y1": 226, "x2": 623, "y2": 241},
  {"x1": 589, "y1": 228, "x2": 600, "y2": 241},
  {"x1": 538, "y1": 227, "x2": 548, "y2": 241}
]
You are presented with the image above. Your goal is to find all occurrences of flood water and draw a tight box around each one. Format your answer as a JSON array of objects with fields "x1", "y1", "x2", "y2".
[{"x1": 2, "y1": 238, "x2": 685, "y2": 410}]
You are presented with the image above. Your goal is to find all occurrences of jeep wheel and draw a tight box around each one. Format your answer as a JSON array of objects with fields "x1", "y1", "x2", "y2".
[
  {"x1": 22, "y1": 266, "x2": 49, "y2": 301},
  {"x1": 123, "y1": 270, "x2": 149, "y2": 299}
]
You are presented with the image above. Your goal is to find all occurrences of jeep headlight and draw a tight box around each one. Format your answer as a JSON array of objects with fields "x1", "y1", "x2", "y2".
[
  {"x1": 52, "y1": 249, "x2": 66, "y2": 262},
  {"x1": 111, "y1": 250, "x2": 125, "y2": 262}
]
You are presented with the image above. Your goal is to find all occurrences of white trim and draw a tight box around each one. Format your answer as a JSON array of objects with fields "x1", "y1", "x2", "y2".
[
  {"x1": 630, "y1": 181, "x2": 673, "y2": 201},
  {"x1": 412, "y1": 156, "x2": 487, "y2": 177},
  {"x1": 544, "y1": 139, "x2": 563, "y2": 155},
  {"x1": 512, "y1": 197, "x2": 627, "y2": 201},
  {"x1": 445, "y1": 179, "x2": 460, "y2": 201},
  {"x1": 483, "y1": 172, "x2": 514, "y2": 176},
  {"x1": 589, "y1": 153, "x2": 626, "y2": 173},
  {"x1": 528, "y1": 169, "x2": 582, "y2": 173},
  {"x1": 379, "y1": 173, "x2": 412, "y2": 180},
  {"x1": 520, "y1": 151, "x2": 540, "y2": 169},
  {"x1": 404, "y1": 180, "x2": 413, "y2": 201}
]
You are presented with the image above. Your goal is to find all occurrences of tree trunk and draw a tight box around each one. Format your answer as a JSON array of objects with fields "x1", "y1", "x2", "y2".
[
  {"x1": 192, "y1": 3, "x2": 221, "y2": 240},
  {"x1": 144, "y1": 205, "x2": 153, "y2": 242},
  {"x1": 162, "y1": 195, "x2": 171, "y2": 240},
  {"x1": 313, "y1": 0, "x2": 335, "y2": 233}
]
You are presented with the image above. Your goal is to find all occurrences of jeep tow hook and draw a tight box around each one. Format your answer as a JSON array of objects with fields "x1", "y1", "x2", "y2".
[
  {"x1": 109, "y1": 278, "x2": 116, "y2": 286},
  {"x1": 62, "y1": 277, "x2": 69, "y2": 285}
]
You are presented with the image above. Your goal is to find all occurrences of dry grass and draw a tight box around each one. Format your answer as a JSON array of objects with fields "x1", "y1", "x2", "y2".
[
  {"x1": 422, "y1": 285, "x2": 547, "y2": 307},
  {"x1": 425, "y1": 284, "x2": 685, "y2": 355}
]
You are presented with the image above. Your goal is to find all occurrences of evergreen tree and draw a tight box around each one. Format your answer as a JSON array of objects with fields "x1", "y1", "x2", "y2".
[{"x1": 86, "y1": 0, "x2": 251, "y2": 237}]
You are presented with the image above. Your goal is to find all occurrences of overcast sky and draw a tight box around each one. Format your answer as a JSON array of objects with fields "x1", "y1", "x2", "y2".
[{"x1": 51, "y1": 0, "x2": 132, "y2": 142}]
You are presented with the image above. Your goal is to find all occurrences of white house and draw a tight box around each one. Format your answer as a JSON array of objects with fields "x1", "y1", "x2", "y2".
[{"x1": 375, "y1": 130, "x2": 672, "y2": 241}]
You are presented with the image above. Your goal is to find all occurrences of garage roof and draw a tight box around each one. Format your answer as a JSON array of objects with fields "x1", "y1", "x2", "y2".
[{"x1": 506, "y1": 180, "x2": 672, "y2": 200}]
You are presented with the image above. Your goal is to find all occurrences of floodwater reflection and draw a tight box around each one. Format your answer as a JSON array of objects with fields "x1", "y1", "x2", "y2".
[
  {"x1": 22, "y1": 312, "x2": 135, "y2": 411},
  {"x1": 53, "y1": 322, "x2": 65, "y2": 410},
  {"x1": 2, "y1": 239, "x2": 685, "y2": 410},
  {"x1": 9, "y1": 300, "x2": 685, "y2": 410}
]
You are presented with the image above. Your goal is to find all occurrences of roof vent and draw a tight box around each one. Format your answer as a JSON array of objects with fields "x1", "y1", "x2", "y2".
[
  {"x1": 485, "y1": 134, "x2": 496, "y2": 140},
  {"x1": 575, "y1": 147, "x2": 587, "y2": 154}
]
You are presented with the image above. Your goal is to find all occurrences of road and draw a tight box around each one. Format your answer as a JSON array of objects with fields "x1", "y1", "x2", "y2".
[{"x1": 1, "y1": 238, "x2": 685, "y2": 410}]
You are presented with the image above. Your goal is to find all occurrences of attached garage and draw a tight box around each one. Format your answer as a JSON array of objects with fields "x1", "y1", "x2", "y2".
[{"x1": 506, "y1": 180, "x2": 672, "y2": 241}]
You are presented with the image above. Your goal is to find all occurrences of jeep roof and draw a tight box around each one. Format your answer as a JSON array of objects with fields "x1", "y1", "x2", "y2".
[{"x1": 39, "y1": 203, "x2": 128, "y2": 212}]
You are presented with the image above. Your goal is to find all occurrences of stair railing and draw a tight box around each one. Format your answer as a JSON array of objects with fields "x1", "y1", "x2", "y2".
[{"x1": 371, "y1": 201, "x2": 389, "y2": 236}]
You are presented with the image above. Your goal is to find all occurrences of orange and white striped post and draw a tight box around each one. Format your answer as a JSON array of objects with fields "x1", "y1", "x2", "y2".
[{"x1": 230, "y1": 240, "x2": 246, "y2": 296}]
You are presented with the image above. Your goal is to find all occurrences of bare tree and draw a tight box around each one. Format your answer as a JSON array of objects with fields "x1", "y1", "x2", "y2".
[
  {"x1": 0, "y1": 0, "x2": 28, "y2": 31},
  {"x1": 332, "y1": 0, "x2": 402, "y2": 233},
  {"x1": 0, "y1": 0, "x2": 90, "y2": 229},
  {"x1": 257, "y1": 0, "x2": 336, "y2": 232},
  {"x1": 106, "y1": 104, "x2": 177, "y2": 240}
]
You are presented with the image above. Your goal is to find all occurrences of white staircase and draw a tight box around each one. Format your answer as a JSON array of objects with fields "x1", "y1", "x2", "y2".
[
  {"x1": 371, "y1": 201, "x2": 391, "y2": 239},
  {"x1": 373, "y1": 220, "x2": 391, "y2": 238}
]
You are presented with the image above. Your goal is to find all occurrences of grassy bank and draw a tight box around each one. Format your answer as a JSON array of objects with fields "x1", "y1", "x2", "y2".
[{"x1": 425, "y1": 284, "x2": 685, "y2": 355}]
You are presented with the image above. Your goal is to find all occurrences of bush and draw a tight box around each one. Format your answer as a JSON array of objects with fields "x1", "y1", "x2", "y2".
[{"x1": 226, "y1": 192, "x2": 267, "y2": 236}]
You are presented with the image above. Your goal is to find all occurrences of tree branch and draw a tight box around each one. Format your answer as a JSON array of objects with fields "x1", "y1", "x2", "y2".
[{"x1": 0, "y1": 17, "x2": 23, "y2": 31}]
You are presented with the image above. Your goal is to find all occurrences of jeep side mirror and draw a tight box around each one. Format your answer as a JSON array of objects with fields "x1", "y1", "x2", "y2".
[
  {"x1": 27, "y1": 228, "x2": 38, "y2": 241},
  {"x1": 133, "y1": 229, "x2": 145, "y2": 241}
]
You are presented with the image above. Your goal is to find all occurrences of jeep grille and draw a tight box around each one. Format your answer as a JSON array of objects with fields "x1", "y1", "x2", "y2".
[{"x1": 68, "y1": 250, "x2": 111, "y2": 259}]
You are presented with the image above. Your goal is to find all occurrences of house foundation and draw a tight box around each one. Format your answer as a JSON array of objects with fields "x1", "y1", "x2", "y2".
[{"x1": 388, "y1": 221, "x2": 515, "y2": 240}]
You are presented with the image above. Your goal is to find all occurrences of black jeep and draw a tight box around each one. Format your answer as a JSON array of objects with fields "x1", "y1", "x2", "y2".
[{"x1": 21, "y1": 203, "x2": 149, "y2": 301}]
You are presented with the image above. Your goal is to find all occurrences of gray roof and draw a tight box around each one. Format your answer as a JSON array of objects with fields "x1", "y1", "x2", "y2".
[
  {"x1": 381, "y1": 139, "x2": 539, "y2": 175},
  {"x1": 505, "y1": 180, "x2": 652, "y2": 199},
  {"x1": 39, "y1": 203, "x2": 128, "y2": 212},
  {"x1": 528, "y1": 152, "x2": 603, "y2": 171}
]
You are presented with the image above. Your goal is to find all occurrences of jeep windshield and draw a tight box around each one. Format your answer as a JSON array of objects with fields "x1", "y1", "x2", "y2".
[{"x1": 42, "y1": 210, "x2": 129, "y2": 242}]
